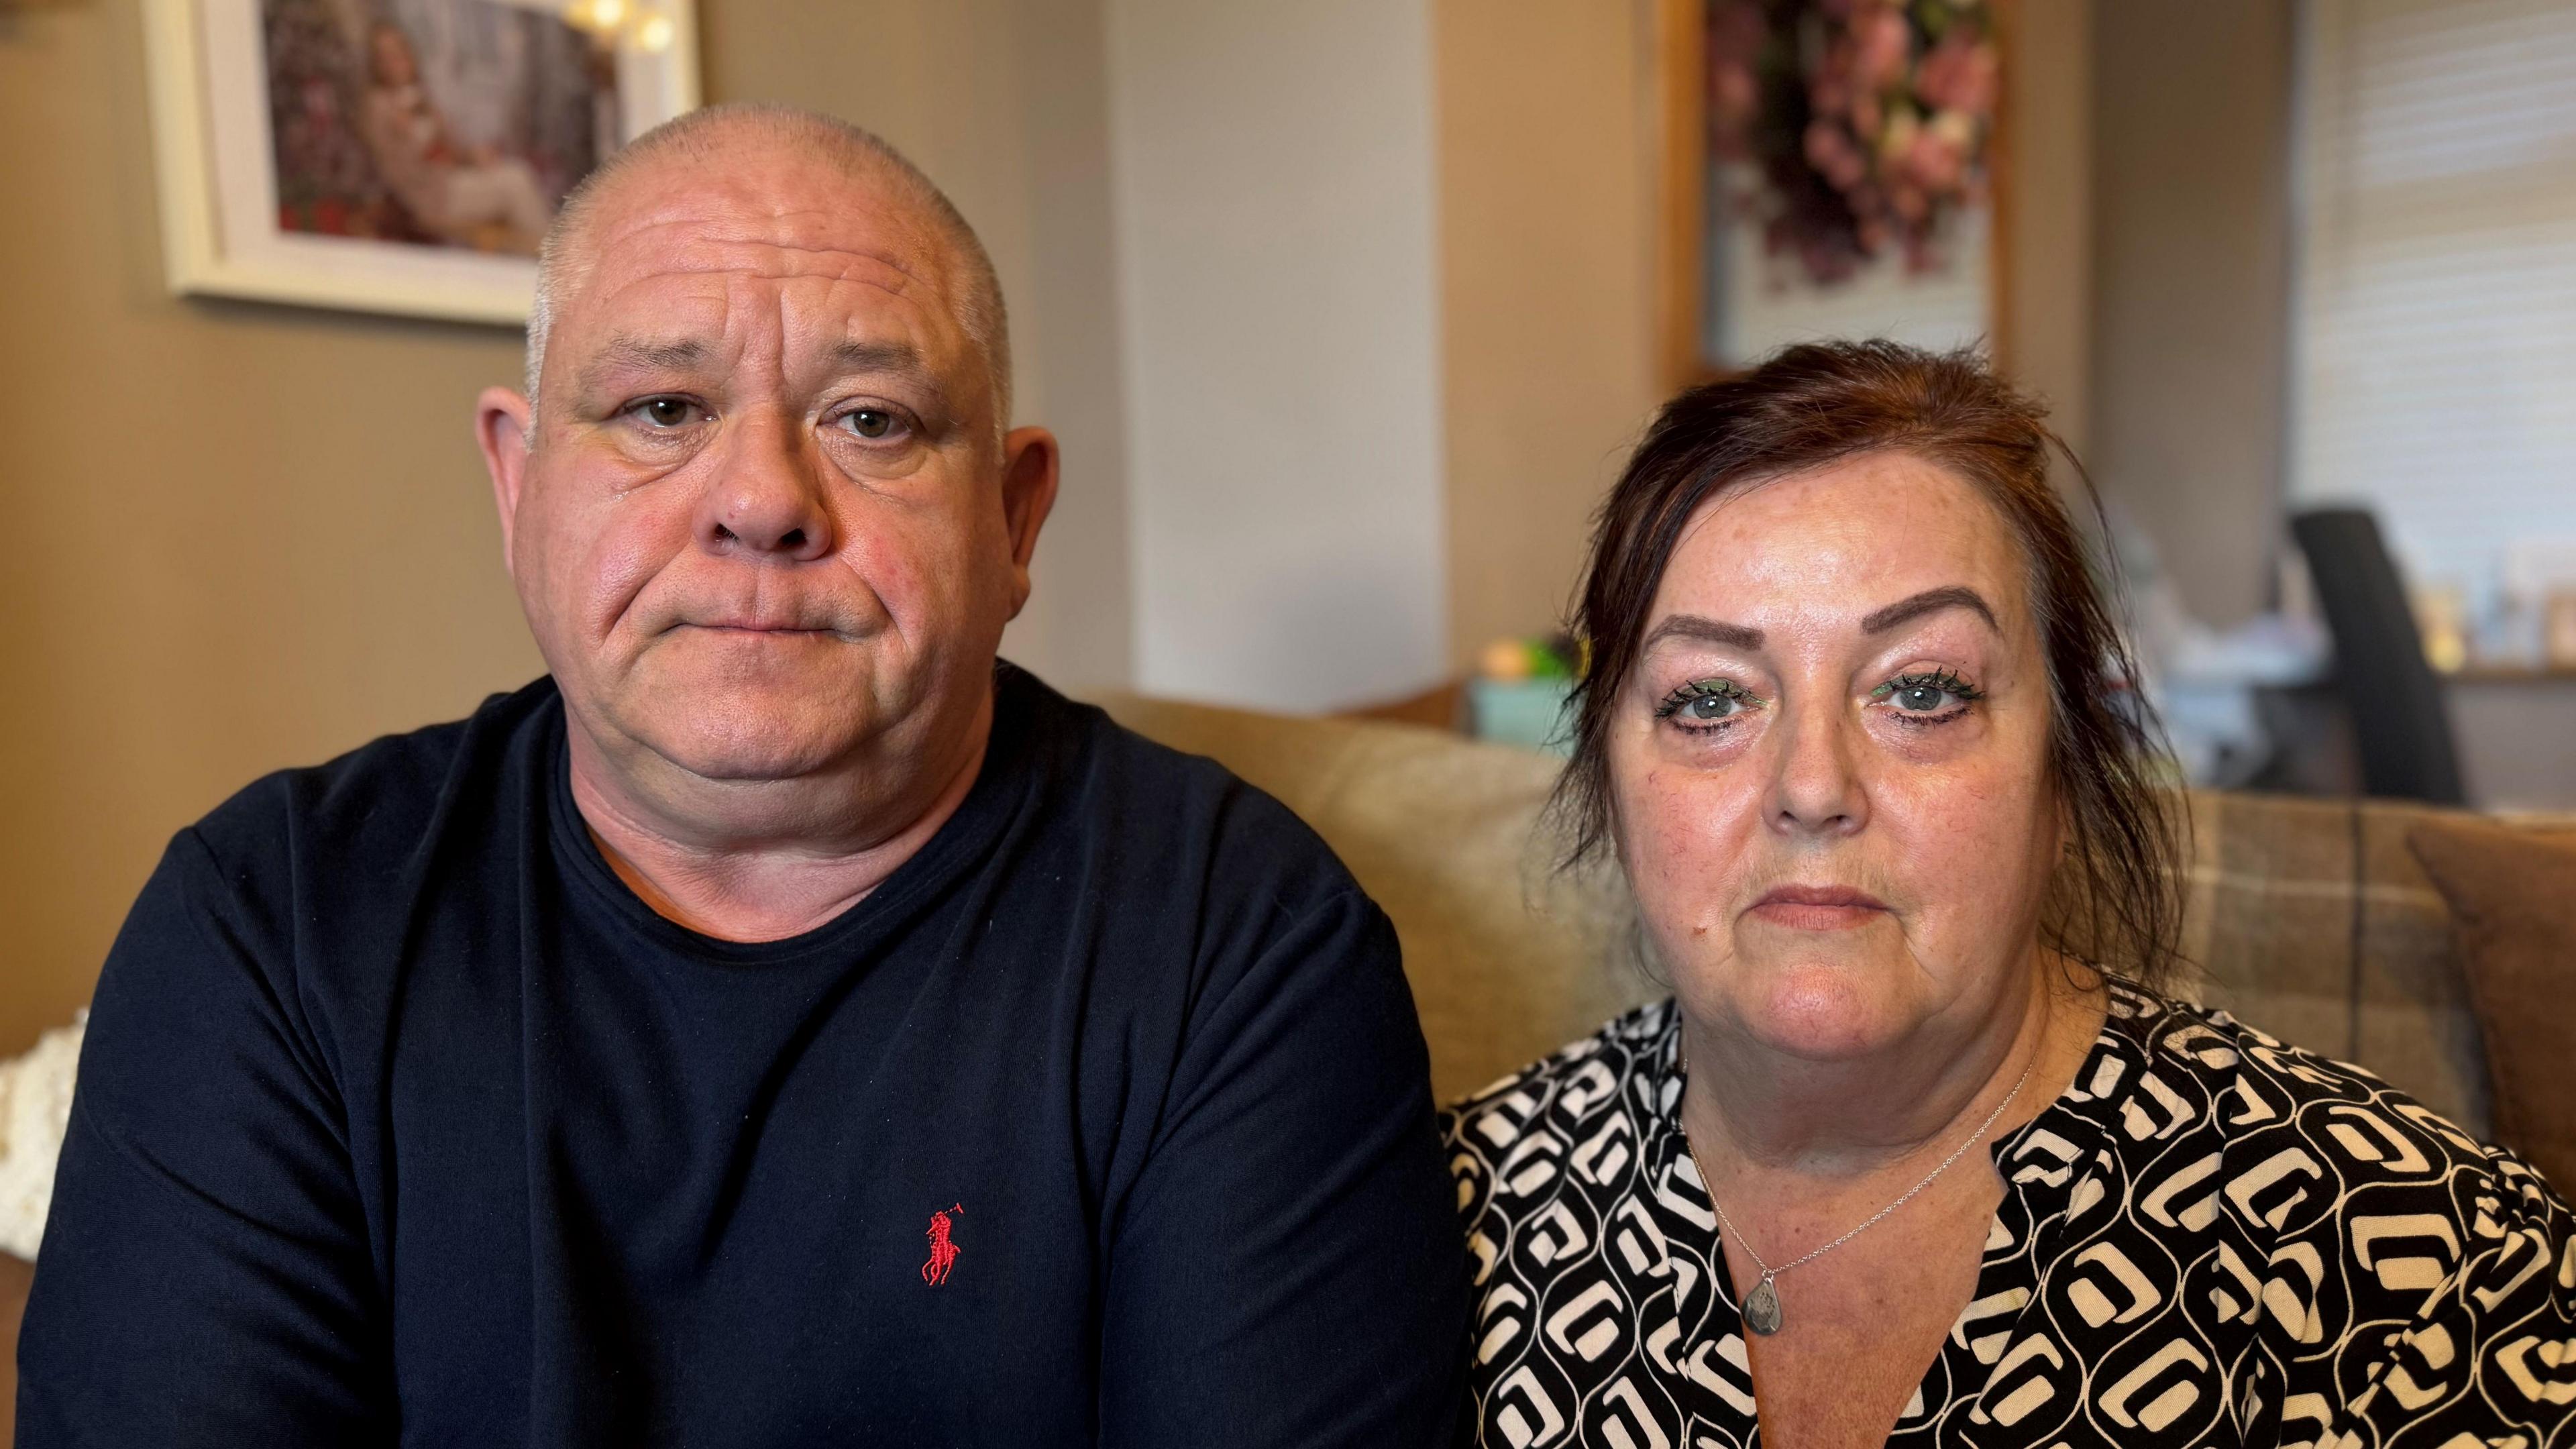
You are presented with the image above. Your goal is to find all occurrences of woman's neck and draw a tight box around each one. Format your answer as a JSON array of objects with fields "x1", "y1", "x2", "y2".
[{"x1": 1678, "y1": 957, "x2": 2104, "y2": 1187}]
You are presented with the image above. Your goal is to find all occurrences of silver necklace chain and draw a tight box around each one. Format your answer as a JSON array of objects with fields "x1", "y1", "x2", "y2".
[{"x1": 1679, "y1": 1047, "x2": 2037, "y2": 1287}]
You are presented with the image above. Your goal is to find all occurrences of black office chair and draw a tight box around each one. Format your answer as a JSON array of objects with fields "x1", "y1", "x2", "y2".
[{"x1": 2288, "y1": 506, "x2": 2467, "y2": 805}]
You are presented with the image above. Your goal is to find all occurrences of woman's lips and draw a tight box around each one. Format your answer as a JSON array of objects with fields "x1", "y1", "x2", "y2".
[{"x1": 1746, "y1": 884, "x2": 1888, "y2": 931}]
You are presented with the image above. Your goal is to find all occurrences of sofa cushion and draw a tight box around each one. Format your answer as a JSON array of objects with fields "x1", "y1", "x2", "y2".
[
  {"x1": 0, "y1": 1012, "x2": 82, "y2": 1262},
  {"x1": 2406, "y1": 817, "x2": 2576, "y2": 1191},
  {"x1": 1093, "y1": 695, "x2": 1657, "y2": 1100},
  {"x1": 2175, "y1": 792, "x2": 2490, "y2": 1137}
]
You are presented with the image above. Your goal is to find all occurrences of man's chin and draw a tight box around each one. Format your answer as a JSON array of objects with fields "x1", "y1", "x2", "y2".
[
  {"x1": 655, "y1": 743, "x2": 851, "y2": 784},
  {"x1": 641, "y1": 714, "x2": 875, "y2": 782},
  {"x1": 601, "y1": 690, "x2": 885, "y2": 785},
  {"x1": 586, "y1": 659, "x2": 893, "y2": 777}
]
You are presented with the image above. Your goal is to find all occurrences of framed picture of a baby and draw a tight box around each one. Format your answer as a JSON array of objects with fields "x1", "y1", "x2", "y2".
[{"x1": 144, "y1": 0, "x2": 698, "y2": 325}]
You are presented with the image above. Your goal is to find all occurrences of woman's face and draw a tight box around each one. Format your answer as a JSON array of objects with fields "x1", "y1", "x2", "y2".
[
  {"x1": 1607, "y1": 451, "x2": 2063, "y2": 1063},
  {"x1": 372, "y1": 29, "x2": 417, "y2": 87}
]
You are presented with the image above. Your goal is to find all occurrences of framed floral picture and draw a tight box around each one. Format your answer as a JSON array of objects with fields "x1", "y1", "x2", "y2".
[
  {"x1": 143, "y1": 0, "x2": 699, "y2": 325},
  {"x1": 1660, "y1": 0, "x2": 2010, "y2": 386}
]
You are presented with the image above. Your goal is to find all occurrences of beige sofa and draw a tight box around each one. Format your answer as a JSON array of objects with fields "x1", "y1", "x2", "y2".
[{"x1": 1098, "y1": 694, "x2": 2510, "y2": 1138}]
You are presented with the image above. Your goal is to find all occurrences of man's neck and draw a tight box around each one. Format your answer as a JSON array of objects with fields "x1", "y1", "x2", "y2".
[{"x1": 566, "y1": 690, "x2": 995, "y2": 945}]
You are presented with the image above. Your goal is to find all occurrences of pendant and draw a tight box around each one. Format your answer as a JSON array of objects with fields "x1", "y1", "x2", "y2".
[{"x1": 1743, "y1": 1273, "x2": 1783, "y2": 1336}]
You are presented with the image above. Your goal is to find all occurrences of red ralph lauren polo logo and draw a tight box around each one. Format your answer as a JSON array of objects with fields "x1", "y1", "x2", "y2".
[{"x1": 921, "y1": 1203, "x2": 964, "y2": 1286}]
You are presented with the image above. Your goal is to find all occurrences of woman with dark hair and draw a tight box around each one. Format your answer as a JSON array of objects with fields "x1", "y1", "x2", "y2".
[{"x1": 1446, "y1": 341, "x2": 2574, "y2": 1445}]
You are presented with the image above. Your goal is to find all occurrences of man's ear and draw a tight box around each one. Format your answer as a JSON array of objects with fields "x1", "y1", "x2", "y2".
[
  {"x1": 476, "y1": 386, "x2": 535, "y2": 576},
  {"x1": 997, "y1": 425, "x2": 1060, "y2": 620}
]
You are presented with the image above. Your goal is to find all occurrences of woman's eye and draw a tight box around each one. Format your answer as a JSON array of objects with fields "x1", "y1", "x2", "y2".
[
  {"x1": 634, "y1": 397, "x2": 697, "y2": 429},
  {"x1": 1874, "y1": 671, "x2": 1983, "y2": 718},
  {"x1": 1656, "y1": 680, "x2": 1760, "y2": 729},
  {"x1": 840, "y1": 409, "x2": 900, "y2": 439}
]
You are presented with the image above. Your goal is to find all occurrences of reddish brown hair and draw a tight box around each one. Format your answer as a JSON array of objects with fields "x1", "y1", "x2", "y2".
[{"x1": 1554, "y1": 340, "x2": 2184, "y2": 989}]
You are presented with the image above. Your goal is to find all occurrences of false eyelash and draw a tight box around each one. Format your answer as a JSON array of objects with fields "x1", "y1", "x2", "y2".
[
  {"x1": 1873, "y1": 669, "x2": 1984, "y2": 703},
  {"x1": 1654, "y1": 678, "x2": 1760, "y2": 719}
]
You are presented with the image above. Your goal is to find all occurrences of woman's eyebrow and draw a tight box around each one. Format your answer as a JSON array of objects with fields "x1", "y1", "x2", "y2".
[
  {"x1": 1860, "y1": 585, "x2": 1999, "y2": 636},
  {"x1": 1643, "y1": 614, "x2": 1764, "y2": 651}
]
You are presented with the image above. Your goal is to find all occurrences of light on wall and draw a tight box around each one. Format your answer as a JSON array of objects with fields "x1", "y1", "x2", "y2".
[{"x1": 560, "y1": 0, "x2": 680, "y2": 53}]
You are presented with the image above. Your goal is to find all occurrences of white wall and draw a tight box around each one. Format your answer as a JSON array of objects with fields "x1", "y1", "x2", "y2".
[{"x1": 1104, "y1": 0, "x2": 1448, "y2": 710}]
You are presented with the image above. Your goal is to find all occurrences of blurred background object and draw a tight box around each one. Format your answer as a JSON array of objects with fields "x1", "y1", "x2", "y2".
[
  {"x1": 2292, "y1": 507, "x2": 2467, "y2": 805},
  {"x1": 1466, "y1": 635, "x2": 1581, "y2": 753},
  {"x1": 5, "y1": 0, "x2": 2576, "y2": 1062},
  {"x1": 1684, "y1": 0, "x2": 1998, "y2": 372}
]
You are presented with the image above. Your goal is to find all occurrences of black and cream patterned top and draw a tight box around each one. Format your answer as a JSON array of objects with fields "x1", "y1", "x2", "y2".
[{"x1": 1442, "y1": 983, "x2": 2576, "y2": 1446}]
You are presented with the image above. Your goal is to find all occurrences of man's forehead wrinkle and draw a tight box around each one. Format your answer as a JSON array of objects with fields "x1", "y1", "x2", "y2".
[
  {"x1": 575, "y1": 264, "x2": 954, "y2": 357},
  {"x1": 581, "y1": 227, "x2": 961, "y2": 322},
  {"x1": 588, "y1": 172, "x2": 950, "y2": 271},
  {"x1": 544, "y1": 132, "x2": 998, "y2": 417},
  {"x1": 610, "y1": 207, "x2": 936, "y2": 261},
  {"x1": 559, "y1": 276, "x2": 967, "y2": 407}
]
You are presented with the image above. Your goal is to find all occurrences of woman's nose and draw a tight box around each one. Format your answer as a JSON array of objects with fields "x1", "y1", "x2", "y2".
[
  {"x1": 700, "y1": 413, "x2": 835, "y2": 562},
  {"x1": 1764, "y1": 704, "x2": 1868, "y2": 838}
]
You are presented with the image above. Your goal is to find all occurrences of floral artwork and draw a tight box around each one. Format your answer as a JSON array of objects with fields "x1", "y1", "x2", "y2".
[{"x1": 1706, "y1": 0, "x2": 1998, "y2": 288}]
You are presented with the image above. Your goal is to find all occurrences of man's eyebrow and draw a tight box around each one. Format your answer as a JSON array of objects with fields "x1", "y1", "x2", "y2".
[
  {"x1": 573, "y1": 336, "x2": 949, "y2": 401},
  {"x1": 579, "y1": 335, "x2": 712, "y2": 392},
  {"x1": 828, "y1": 339, "x2": 954, "y2": 415},
  {"x1": 1860, "y1": 585, "x2": 2000, "y2": 635},
  {"x1": 1642, "y1": 614, "x2": 1764, "y2": 651},
  {"x1": 830, "y1": 339, "x2": 929, "y2": 376}
]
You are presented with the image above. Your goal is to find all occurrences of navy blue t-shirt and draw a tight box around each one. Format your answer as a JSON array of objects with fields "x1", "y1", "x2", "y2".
[{"x1": 20, "y1": 665, "x2": 1468, "y2": 1446}]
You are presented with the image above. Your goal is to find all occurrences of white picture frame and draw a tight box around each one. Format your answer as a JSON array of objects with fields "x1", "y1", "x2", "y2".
[{"x1": 142, "y1": 0, "x2": 700, "y2": 326}]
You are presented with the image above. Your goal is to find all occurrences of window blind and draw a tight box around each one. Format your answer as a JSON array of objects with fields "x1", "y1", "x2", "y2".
[{"x1": 2291, "y1": 0, "x2": 2576, "y2": 606}]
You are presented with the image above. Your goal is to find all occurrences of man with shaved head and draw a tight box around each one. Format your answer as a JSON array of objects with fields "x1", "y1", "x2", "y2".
[{"x1": 21, "y1": 104, "x2": 1466, "y2": 1445}]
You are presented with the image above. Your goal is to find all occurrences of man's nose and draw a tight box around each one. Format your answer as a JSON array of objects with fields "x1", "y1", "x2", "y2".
[
  {"x1": 1763, "y1": 699, "x2": 1868, "y2": 840},
  {"x1": 699, "y1": 411, "x2": 835, "y2": 561}
]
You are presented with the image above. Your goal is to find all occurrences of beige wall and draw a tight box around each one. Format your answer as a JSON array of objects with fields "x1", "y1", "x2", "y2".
[
  {"x1": 1432, "y1": 0, "x2": 2099, "y2": 665},
  {"x1": 0, "y1": 1, "x2": 537, "y2": 1056},
  {"x1": 2088, "y1": 0, "x2": 2294, "y2": 625},
  {"x1": 0, "y1": 0, "x2": 1127, "y2": 1056},
  {"x1": 1996, "y1": 0, "x2": 2094, "y2": 456},
  {"x1": 0, "y1": 0, "x2": 2124, "y2": 1053},
  {"x1": 1433, "y1": 0, "x2": 1661, "y2": 665}
]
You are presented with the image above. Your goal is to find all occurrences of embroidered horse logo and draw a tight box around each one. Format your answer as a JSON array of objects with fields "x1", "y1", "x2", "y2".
[{"x1": 922, "y1": 1203, "x2": 964, "y2": 1286}]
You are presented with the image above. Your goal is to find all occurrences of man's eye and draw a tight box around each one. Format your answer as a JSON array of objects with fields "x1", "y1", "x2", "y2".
[
  {"x1": 840, "y1": 409, "x2": 900, "y2": 439},
  {"x1": 633, "y1": 398, "x2": 697, "y2": 429}
]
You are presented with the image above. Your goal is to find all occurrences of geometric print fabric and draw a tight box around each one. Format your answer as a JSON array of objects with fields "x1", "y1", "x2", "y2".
[{"x1": 1442, "y1": 983, "x2": 2576, "y2": 1446}]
